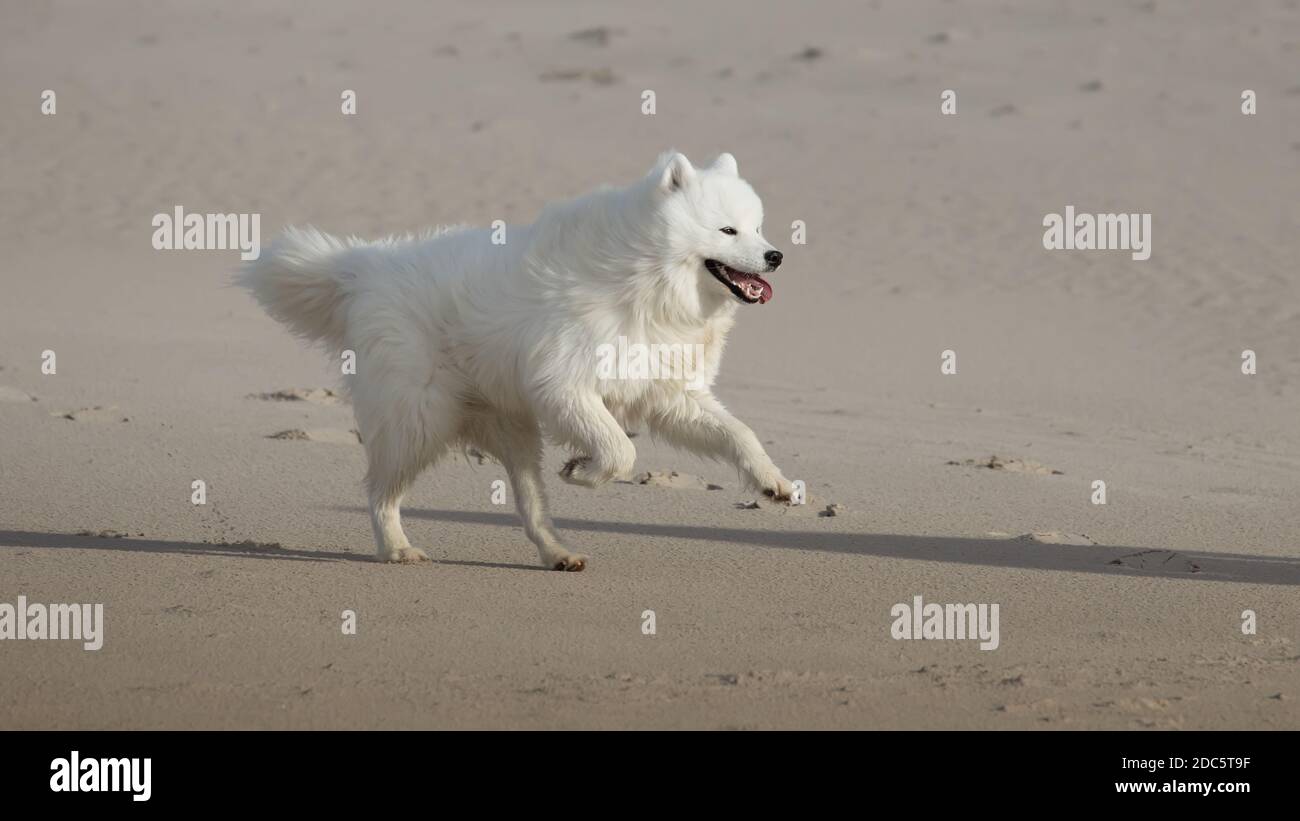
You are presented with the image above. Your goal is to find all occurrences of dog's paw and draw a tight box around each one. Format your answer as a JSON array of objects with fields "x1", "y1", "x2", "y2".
[
  {"x1": 560, "y1": 456, "x2": 599, "y2": 487},
  {"x1": 539, "y1": 543, "x2": 589, "y2": 571},
  {"x1": 378, "y1": 545, "x2": 430, "y2": 564},
  {"x1": 760, "y1": 473, "x2": 795, "y2": 504},
  {"x1": 551, "y1": 552, "x2": 589, "y2": 572}
]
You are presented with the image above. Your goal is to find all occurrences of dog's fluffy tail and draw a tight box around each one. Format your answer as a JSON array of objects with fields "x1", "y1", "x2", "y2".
[{"x1": 238, "y1": 226, "x2": 355, "y2": 349}]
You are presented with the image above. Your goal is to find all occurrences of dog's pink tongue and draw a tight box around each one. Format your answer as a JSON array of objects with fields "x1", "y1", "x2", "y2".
[{"x1": 734, "y1": 272, "x2": 774, "y2": 304}]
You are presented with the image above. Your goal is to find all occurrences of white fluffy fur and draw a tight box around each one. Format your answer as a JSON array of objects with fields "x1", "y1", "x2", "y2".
[{"x1": 239, "y1": 151, "x2": 791, "y2": 569}]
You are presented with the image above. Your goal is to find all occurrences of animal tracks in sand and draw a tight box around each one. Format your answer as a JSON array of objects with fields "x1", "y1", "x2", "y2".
[
  {"x1": 251, "y1": 388, "x2": 356, "y2": 443},
  {"x1": 623, "y1": 470, "x2": 725, "y2": 491},
  {"x1": 246, "y1": 387, "x2": 341, "y2": 405},
  {"x1": 266, "y1": 428, "x2": 361, "y2": 444},
  {"x1": 621, "y1": 471, "x2": 847, "y2": 517},
  {"x1": 1001, "y1": 534, "x2": 1203, "y2": 575},
  {"x1": 1012, "y1": 531, "x2": 1096, "y2": 546},
  {"x1": 1106, "y1": 549, "x2": 1201, "y2": 574},
  {"x1": 52, "y1": 405, "x2": 130, "y2": 423},
  {"x1": 947, "y1": 454, "x2": 1064, "y2": 475},
  {"x1": 734, "y1": 495, "x2": 838, "y2": 518},
  {"x1": 618, "y1": 469, "x2": 843, "y2": 518}
]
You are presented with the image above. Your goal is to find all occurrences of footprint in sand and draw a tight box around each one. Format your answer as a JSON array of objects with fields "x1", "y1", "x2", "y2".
[
  {"x1": 538, "y1": 67, "x2": 619, "y2": 85},
  {"x1": 948, "y1": 455, "x2": 1064, "y2": 475},
  {"x1": 1106, "y1": 549, "x2": 1201, "y2": 574},
  {"x1": 267, "y1": 428, "x2": 361, "y2": 444},
  {"x1": 734, "y1": 495, "x2": 836, "y2": 517},
  {"x1": 197, "y1": 538, "x2": 284, "y2": 552},
  {"x1": 995, "y1": 698, "x2": 1061, "y2": 718},
  {"x1": 1014, "y1": 531, "x2": 1096, "y2": 546},
  {"x1": 626, "y1": 470, "x2": 724, "y2": 490},
  {"x1": 53, "y1": 405, "x2": 129, "y2": 422},
  {"x1": 568, "y1": 26, "x2": 624, "y2": 46},
  {"x1": 621, "y1": 470, "x2": 845, "y2": 515},
  {"x1": 248, "y1": 387, "x2": 341, "y2": 405}
]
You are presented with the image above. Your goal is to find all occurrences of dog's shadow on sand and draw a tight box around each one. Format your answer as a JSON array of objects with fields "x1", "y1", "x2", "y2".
[
  {"x1": 396, "y1": 508, "x2": 1299, "y2": 586},
  {"x1": 0, "y1": 531, "x2": 358, "y2": 564},
  {"x1": 2, "y1": 512, "x2": 1297, "y2": 585},
  {"x1": 0, "y1": 529, "x2": 537, "y2": 571}
]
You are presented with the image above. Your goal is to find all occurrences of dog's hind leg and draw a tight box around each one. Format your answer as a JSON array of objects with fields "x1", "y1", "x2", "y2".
[
  {"x1": 366, "y1": 451, "x2": 430, "y2": 563},
  {"x1": 356, "y1": 384, "x2": 455, "y2": 564},
  {"x1": 471, "y1": 414, "x2": 588, "y2": 571}
]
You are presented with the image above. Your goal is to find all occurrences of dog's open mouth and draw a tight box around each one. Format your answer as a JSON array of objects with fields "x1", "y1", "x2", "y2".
[{"x1": 705, "y1": 259, "x2": 773, "y2": 305}]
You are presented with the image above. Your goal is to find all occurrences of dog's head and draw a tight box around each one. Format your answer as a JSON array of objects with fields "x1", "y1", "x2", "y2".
[{"x1": 648, "y1": 152, "x2": 782, "y2": 307}]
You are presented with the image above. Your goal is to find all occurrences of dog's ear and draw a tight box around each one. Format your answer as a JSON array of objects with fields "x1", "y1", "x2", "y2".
[
  {"x1": 710, "y1": 153, "x2": 738, "y2": 177},
  {"x1": 657, "y1": 152, "x2": 696, "y2": 192}
]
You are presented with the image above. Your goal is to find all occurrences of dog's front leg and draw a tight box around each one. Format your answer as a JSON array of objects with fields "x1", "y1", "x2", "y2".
[
  {"x1": 648, "y1": 391, "x2": 793, "y2": 500},
  {"x1": 546, "y1": 392, "x2": 637, "y2": 487}
]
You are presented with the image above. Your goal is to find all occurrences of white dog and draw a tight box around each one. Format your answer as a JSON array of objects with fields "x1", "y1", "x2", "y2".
[{"x1": 240, "y1": 151, "x2": 792, "y2": 570}]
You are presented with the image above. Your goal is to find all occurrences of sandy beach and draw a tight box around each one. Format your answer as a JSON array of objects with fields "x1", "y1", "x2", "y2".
[{"x1": 1, "y1": 0, "x2": 1297, "y2": 729}]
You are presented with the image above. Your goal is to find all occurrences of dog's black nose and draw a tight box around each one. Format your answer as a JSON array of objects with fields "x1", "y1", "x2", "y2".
[{"x1": 765, "y1": 250, "x2": 783, "y2": 269}]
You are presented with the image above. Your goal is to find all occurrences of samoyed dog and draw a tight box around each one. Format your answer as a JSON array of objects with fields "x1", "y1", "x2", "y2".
[{"x1": 240, "y1": 151, "x2": 791, "y2": 570}]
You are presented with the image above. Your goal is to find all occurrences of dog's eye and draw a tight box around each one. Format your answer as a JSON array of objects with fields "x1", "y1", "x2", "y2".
[{"x1": 720, "y1": 227, "x2": 738, "y2": 236}]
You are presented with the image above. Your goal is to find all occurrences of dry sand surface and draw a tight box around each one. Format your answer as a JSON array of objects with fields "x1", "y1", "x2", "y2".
[{"x1": 1, "y1": 0, "x2": 1298, "y2": 729}]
